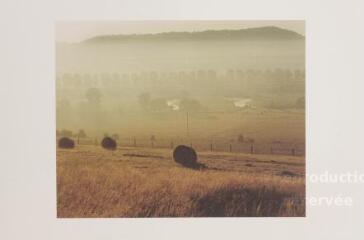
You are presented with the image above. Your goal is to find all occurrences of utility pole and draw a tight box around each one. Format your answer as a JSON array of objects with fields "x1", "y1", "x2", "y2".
[{"x1": 186, "y1": 112, "x2": 189, "y2": 139}]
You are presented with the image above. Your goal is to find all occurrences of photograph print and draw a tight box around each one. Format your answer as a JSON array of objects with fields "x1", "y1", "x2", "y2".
[{"x1": 56, "y1": 20, "x2": 305, "y2": 217}]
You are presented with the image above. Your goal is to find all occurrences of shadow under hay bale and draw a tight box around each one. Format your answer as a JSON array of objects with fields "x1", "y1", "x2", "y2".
[
  {"x1": 173, "y1": 145, "x2": 204, "y2": 169},
  {"x1": 58, "y1": 137, "x2": 75, "y2": 149},
  {"x1": 101, "y1": 137, "x2": 117, "y2": 150}
]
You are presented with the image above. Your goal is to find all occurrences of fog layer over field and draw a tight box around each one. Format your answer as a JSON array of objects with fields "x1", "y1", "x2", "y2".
[
  {"x1": 56, "y1": 27, "x2": 305, "y2": 149},
  {"x1": 57, "y1": 40, "x2": 304, "y2": 73}
]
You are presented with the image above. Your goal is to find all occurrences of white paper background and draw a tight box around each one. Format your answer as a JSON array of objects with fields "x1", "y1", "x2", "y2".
[{"x1": 0, "y1": 0, "x2": 363, "y2": 239}]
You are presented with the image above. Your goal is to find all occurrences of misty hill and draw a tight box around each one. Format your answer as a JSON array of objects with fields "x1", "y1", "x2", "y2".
[{"x1": 83, "y1": 26, "x2": 304, "y2": 43}]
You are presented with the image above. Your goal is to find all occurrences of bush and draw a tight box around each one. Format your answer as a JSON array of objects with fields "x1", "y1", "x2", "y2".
[
  {"x1": 78, "y1": 129, "x2": 87, "y2": 138},
  {"x1": 295, "y1": 97, "x2": 305, "y2": 108},
  {"x1": 58, "y1": 137, "x2": 75, "y2": 149},
  {"x1": 60, "y1": 129, "x2": 73, "y2": 137},
  {"x1": 101, "y1": 137, "x2": 117, "y2": 150}
]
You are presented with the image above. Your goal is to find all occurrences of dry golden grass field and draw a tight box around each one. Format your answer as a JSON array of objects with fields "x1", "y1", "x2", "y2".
[{"x1": 57, "y1": 145, "x2": 305, "y2": 217}]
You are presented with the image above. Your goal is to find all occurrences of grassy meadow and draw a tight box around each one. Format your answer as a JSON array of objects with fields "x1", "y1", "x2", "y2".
[{"x1": 57, "y1": 145, "x2": 305, "y2": 217}]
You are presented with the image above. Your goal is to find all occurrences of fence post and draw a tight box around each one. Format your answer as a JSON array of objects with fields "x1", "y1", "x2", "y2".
[
  {"x1": 229, "y1": 144, "x2": 232, "y2": 152},
  {"x1": 133, "y1": 138, "x2": 136, "y2": 147},
  {"x1": 250, "y1": 145, "x2": 254, "y2": 154},
  {"x1": 210, "y1": 143, "x2": 213, "y2": 152}
]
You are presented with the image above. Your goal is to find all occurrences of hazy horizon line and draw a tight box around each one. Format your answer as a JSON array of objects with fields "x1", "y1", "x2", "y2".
[
  {"x1": 57, "y1": 25, "x2": 305, "y2": 44},
  {"x1": 56, "y1": 21, "x2": 305, "y2": 43}
]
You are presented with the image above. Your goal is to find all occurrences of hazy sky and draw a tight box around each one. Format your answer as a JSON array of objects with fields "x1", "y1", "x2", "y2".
[{"x1": 56, "y1": 20, "x2": 305, "y2": 43}]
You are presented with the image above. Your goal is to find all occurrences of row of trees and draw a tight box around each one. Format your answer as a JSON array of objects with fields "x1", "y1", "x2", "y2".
[
  {"x1": 56, "y1": 129, "x2": 122, "y2": 140},
  {"x1": 57, "y1": 130, "x2": 255, "y2": 145},
  {"x1": 56, "y1": 129, "x2": 87, "y2": 138},
  {"x1": 57, "y1": 68, "x2": 305, "y2": 88}
]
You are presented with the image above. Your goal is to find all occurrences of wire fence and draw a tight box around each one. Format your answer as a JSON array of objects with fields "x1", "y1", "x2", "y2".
[{"x1": 59, "y1": 136, "x2": 305, "y2": 156}]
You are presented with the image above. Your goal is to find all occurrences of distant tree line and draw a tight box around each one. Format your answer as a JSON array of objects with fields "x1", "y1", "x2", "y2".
[{"x1": 57, "y1": 68, "x2": 305, "y2": 95}]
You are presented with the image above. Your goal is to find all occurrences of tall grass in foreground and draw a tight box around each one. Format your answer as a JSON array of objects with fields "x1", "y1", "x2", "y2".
[{"x1": 57, "y1": 159, "x2": 305, "y2": 217}]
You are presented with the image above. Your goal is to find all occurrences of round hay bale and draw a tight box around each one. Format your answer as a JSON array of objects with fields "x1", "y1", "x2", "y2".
[
  {"x1": 58, "y1": 137, "x2": 75, "y2": 149},
  {"x1": 101, "y1": 137, "x2": 117, "y2": 150},
  {"x1": 173, "y1": 145, "x2": 198, "y2": 168}
]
